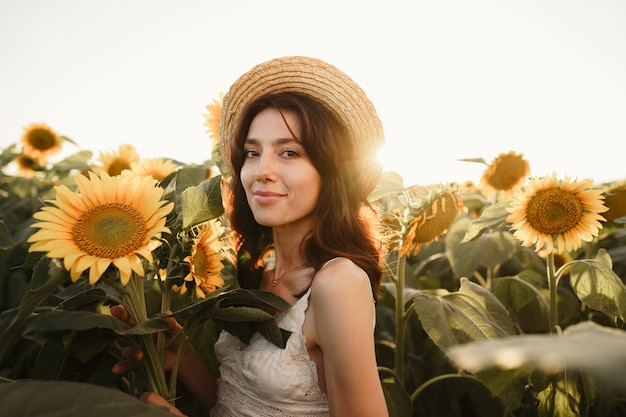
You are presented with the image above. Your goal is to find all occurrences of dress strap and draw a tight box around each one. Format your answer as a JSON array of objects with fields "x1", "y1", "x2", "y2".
[
  {"x1": 296, "y1": 258, "x2": 338, "y2": 298},
  {"x1": 320, "y1": 257, "x2": 341, "y2": 270}
]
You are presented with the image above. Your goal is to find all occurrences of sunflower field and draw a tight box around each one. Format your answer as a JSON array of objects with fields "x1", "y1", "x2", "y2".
[{"x1": 1, "y1": 115, "x2": 626, "y2": 417}]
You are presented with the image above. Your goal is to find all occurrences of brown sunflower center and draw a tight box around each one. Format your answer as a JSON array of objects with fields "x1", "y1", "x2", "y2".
[
  {"x1": 16, "y1": 155, "x2": 38, "y2": 169},
  {"x1": 72, "y1": 202, "x2": 147, "y2": 258},
  {"x1": 108, "y1": 159, "x2": 132, "y2": 176},
  {"x1": 526, "y1": 189, "x2": 583, "y2": 235},
  {"x1": 192, "y1": 244, "x2": 209, "y2": 276},
  {"x1": 486, "y1": 156, "x2": 528, "y2": 190},
  {"x1": 412, "y1": 193, "x2": 462, "y2": 243},
  {"x1": 604, "y1": 187, "x2": 626, "y2": 223},
  {"x1": 27, "y1": 128, "x2": 58, "y2": 151}
]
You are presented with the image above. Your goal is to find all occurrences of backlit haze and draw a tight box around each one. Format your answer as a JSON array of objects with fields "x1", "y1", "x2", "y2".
[{"x1": 1, "y1": 0, "x2": 625, "y2": 187}]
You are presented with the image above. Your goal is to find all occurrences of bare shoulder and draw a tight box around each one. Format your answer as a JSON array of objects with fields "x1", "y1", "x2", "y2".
[
  {"x1": 309, "y1": 258, "x2": 374, "y2": 324},
  {"x1": 310, "y1": 257, "x2": 372, "y2": 306},
  {"x1": 307, "y1": 257, "x2": 376, "y2": 357}
]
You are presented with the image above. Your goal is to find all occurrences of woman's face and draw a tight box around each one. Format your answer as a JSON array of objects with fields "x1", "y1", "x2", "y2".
[{"x1": 240, "y1": 107, "x2": 321, "y2": 230}]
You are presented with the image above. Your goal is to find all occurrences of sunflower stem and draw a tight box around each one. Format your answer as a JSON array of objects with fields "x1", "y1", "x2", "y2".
[
  {"x1": 124, "y1": 273, "x2": 171, "y2": 401},
  {"x1": 394, "y1": 254, "x2": 407, "y2": 384},
  {"x1": 547, "y1": 251, "x2": 558, "y2": 334},
  {"x1": 159, "y1": 277, "x2": 178, "y2": 399}
]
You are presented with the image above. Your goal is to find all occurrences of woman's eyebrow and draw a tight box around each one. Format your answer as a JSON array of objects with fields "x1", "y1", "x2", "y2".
[{"x1": 244, "y1": 137, "x2": 300, "y2": 146}]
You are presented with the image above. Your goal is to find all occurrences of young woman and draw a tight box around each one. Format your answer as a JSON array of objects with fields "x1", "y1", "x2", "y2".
[{"x1": 119, "y1": 56, "x2": 389, "y2": 416}]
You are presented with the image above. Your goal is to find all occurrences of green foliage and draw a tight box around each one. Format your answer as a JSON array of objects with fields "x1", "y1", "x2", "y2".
[
  {"x1": 2, "y1": 135, "x2": 626, "y2": 417},
  {"x1": 0, "y1": 380, "x2": 175, "y2": 417},
  {"x1": 0, "y1": 140, "x2": 287, "y2": 415},
  {"x1": 569, "y1": 249, "x2": 626, "y2": 320},
  {"x1": 372, "y1": 172, "x2": 626, "y2": 416}
]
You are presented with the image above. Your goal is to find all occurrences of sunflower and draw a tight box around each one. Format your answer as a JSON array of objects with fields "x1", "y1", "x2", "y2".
[
  {"x1": 123, "y1": 158, "x2": 179, "y2": 181},
  {"x1": 178, "y1": 220, "x2": 227, "y2": 298},
  {"x1": 97, "y1": 144, "x2": 140, "y2": 176},
  {"x1": 21, "y1": 123, "x2": 62, "y2": 165},
  {"x1": 506, "y1": 173, "x2": 608, "y2": 254},
  {"x1": 480, "y1": 151, "x2": 530, "y2": 199},
  {"x1": 602, "y1": 182, "x2": 626, "y2": 223},
  {"x1": 400, "y1": 184, "x2": 465, "y2": 257},
  {"x1": 202, "y1": 92, "x2": 224, "y2": 148},
  {"x1": 27, "y1": 171, "x2": 174, "y2": 285},
  {"x1": 14, "y1": 154, "x2": 39, "y2": 178}
]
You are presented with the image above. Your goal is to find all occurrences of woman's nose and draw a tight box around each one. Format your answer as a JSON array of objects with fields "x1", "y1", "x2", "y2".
[{"x1": 254, "y1": 153, "x2": 277, "y2": 182}]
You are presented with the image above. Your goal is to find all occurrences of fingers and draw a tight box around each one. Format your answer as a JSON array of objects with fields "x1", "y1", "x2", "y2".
[
  {"x1": 122, "y1": 345, "x2": 144, "y2": 362},
  {"x1": 112, "y1": 360, "x2": 135, "y2": 375},
  {"x1": 163, "y1": 310, "x2": 183, "y2": 336},
  {"x1": 140, "y1": 392, "x2": 186, "y2": 416},
  {"x1": 110, "y1": 305, "x2": 136, "y2": 326},
  {"x1": 111, "y1": 346, "x2": 143, "y2": 375}
]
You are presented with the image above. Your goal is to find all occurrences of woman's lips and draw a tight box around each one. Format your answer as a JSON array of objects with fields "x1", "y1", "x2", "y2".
[{"x1": 252, "y1": 190, "x2": 285, "y2": 204}]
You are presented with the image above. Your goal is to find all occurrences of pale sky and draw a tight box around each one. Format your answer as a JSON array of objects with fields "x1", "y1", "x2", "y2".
[{"x1": 1, "y1": 0, "x2": 625, "y2": 186}]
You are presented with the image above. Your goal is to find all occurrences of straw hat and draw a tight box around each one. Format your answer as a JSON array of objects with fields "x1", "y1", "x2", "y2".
[{"x1": 219, "y1": 56, "x2": 385, "y2": 195}]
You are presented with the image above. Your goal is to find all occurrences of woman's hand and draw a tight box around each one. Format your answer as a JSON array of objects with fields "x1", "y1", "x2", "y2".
[
  {"x1": 140, "y1": 392, "x2": 186, "y2": 416},
  {"x1": 110, "y1": 305, "x2": 219, "y2": 414},
  {"x1": 110, "y1": 305, "x2": 184, "y2": 375}
]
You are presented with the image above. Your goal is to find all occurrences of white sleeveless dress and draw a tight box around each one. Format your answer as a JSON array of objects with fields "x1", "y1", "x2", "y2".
[{"x1": 210, "y1": 288, "x2": 329, "y2": 417}]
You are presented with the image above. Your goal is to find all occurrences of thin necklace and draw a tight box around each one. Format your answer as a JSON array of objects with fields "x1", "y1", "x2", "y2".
[{"x1": 272, "y1": 263, "x2": 307, "y2": 287}]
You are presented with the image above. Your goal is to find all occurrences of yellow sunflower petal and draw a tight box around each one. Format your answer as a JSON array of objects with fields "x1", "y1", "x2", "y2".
[
  {"x1": 35, "y1": 205, "x2": 79, "y2": 224},
  {"x1": 45, "y1": 244, "x2": 78, "y2": 259},
  {"x1": 63, "y1": 252, "x2": 84, "y2": 272},
  {"x1": 128, "y1": 255, "x2": 145, "y2": 276},
  {"x1": 132, "y1": 243, "x2": 157, "y2": 261},
  {"x1": 113, "y1": 256, "x2": 132, "y2": 280},
  {"x1": 118, "y1": 269, "x2": 131, "y2": 286},
  {"x1": 89, "y1": 259, "x2": 111, "y2": 284}
]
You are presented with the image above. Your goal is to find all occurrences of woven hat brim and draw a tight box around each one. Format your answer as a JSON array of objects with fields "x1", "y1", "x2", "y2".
[{"x1": 219, "y1": 56, "x2": 385, "y2": 194}]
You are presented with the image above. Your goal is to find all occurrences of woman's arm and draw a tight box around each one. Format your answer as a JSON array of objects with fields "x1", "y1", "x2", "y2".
[
  {"x1": 310, "y1": 259, "x2": 389, "y2": 417},
  {"x1": 176, "y1": 343, "x2": 219, "y2": 413}
]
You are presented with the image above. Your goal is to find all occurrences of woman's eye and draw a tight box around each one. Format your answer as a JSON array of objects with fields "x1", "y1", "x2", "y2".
[
  {"x1": 244, "y1": 149, "x2": 259, "y2": 158},
  {"x1": 281, "y1": 149, "x2": 299, "y2": 158}
]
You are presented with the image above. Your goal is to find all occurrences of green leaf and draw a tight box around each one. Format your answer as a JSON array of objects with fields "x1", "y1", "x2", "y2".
[
  {"x1": 51, "y1": 150, "x2": 92, "y2": 172},
  {"x1": 124, "y1": 316, "x2": 171, "y2": 335},
  {"x1": 447, "y1": 217, "x2": 519, "y2": 278},
  {"x1": 457, "y1": 157, "x2": 488, "y2": 165},
  {"x1": 0, "y1": 220, "x2": 15, "y2": 250},
  {"x1": 368, "y1": 171, "x2": 405, "y2": 202},
  {"x1": 413, "y1": 278, "x2": 516, "y2": 351},
  {"x1": 535, "y1": 373, "x2": 582, "y2": 417},
  {"x1": 492, "y1": 270, "x2": 545, "y2": 313},
  {"x1": 181, "y1": 175, "x2": 224, "y2": 229},
  {"x1": 0, "y1": 258, "x2": 69, "y2": 364},
  {"x1": 217, "y1": 288, "x2": 292, "y2": 310},
  {"x1": 461, "y1": 200, "x2": 512, "y2": 242},
  {"x1": 56, "y1": 287, "x2": 110, "y2": 310},
  {"x1": 382, "y1": 381, "x2": 412, "y2": 417},
  {"x1": 24, "y1": 310, "x2": 170, "y2": 335},
  {"x1": 32, "y1": 339, "x2": 68, "y2": 380},
  {"x1": 25, "y1": 310, "x2": 130, "y2": 333},
  {"x1": 457, "y1": 279, "x2": 518, "y2": 336},
  {"x1": 569, "y1": 249, "x2": 626, "y2": 321},
  {"x1": 0, "y1": 143, "x2": 18, "y2": 167},
  {"x1": 412, "y1": 373, "x2": 508, "y2": 417},
  {"x1": 59, "y1": 135, "x2": 78, "y2": 146},
  {"x1": 446, "y1": 321, "x2": 626, "y2": 395},
  {"x1": 64, "y1": 328, "x2": 116, "y2": 363},
  {"x1": 172, "y1": 288, "x2": 292, "y2": 348},
  {"x1": 175, "y1": 166, "x2": 209, "y2": 194},
  {"x1": 0, "y1": 380, "x2": 175, "y2": 417}
]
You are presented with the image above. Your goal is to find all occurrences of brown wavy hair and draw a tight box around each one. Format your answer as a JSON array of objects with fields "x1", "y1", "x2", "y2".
[{"x1": 226, "y1": 92, "x2": 383, "y2": 301}]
